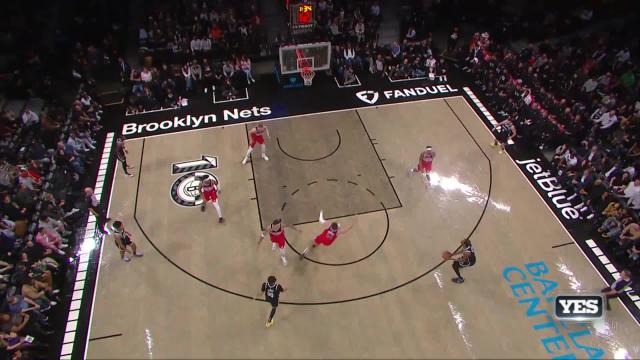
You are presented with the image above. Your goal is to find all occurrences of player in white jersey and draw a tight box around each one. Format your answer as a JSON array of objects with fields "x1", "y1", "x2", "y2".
[
  {"x1": 242, "y1": 124, "x2": 270, "y2": 165},
  {"x1": 408, "y1": 145, "x2": 436, "y2": 183},
  {"x1": 199, "y1": 178, "x2": 223, "y2": 223}
]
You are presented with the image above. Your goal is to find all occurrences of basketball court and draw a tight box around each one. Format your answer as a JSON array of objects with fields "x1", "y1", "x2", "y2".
[{"x1": 82, "y1": 96, "x2": 640, "y2": 358}]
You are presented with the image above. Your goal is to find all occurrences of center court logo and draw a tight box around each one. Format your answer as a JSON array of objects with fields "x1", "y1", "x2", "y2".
[
  {"x1": 356, "y1": 90, "x2": 379, "y2": 104},
  {"x1": 170, "y1": 155, "x2": 219, "y2": 206},
  {"x1": 171, "y1": 171, "x2": 219, "y2": 207}
]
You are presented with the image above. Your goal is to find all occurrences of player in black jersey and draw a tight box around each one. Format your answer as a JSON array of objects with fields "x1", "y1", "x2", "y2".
[
  {"x1": 112, "y1": 220, "x2": 143, "y2": 262},
  {"x1": 256, "y1": 275, "x2": 286, "y2": 328},
  {"x1": 115, "y1": 136, "x2": 134, "y2": 177},
  {"x1": 490, "y1": 119, "x2": 516, "y2": 154},
  {"x1": 447, "y1": 238, "x2": 476, "y2": 284}
]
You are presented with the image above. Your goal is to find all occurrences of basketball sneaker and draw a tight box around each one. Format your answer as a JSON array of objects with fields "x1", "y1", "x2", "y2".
[
  {"x1": 218, "y1": 217, "x2": 225, "y2": 223},
  {"x1": 451, "y1": 277, "x2": 464, "y2": 284},
  {"x1": 266, "y1": 319, "x2": 274, "y2": 328},
  {"x1": 262, "y1": 154, "x2": 269, "y2": 161},
  {"x1": 281, "y1": 255, "x2": 288, "y2": 266},
  {"x1": 241, "y1": 157, "x2": 248, "y2": 165}
]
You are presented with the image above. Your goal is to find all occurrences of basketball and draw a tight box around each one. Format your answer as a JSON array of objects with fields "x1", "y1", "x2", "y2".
[{"x1": 442, "y1": 250, "x2": 452, "y2": 259}]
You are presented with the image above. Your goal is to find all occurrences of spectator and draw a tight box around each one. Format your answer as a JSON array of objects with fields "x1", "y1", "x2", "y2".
[
  {"x1": 20, "y1": 109, "x2": 39, "y2": 129},
  {"x1": 240, "y1": 55, "x2": 255, "y2": 83},
  {"x1": 343, "y1": 67, "x2": 357, "y2": 85},
  {"x1": 35, "y1": 228, "x2": 66, "y2": 256},
  {"x1": 601, "y1": 270, "x2": 633, "y2": 310}
]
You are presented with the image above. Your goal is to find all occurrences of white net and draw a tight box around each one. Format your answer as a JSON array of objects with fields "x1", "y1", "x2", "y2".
[{"x1": 301, "y1": 67, "x2": 315, "y2": 86}]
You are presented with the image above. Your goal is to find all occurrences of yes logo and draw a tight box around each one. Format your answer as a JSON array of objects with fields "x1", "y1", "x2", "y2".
[
  {"x1": 554, "y1": 295, "x2": 604, "y2": 320},
  {"x1": 356, "y1": 90, "x2": 379, "y2": 105}
]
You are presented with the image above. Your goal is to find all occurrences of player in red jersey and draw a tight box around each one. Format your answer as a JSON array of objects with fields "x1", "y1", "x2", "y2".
[
  {"x1": 258, "y1": 218, "x2": 301, "y2": 266},
  {"x1": 408, "y1": 145, "x2": 436, "y2": 182},
  {"x1": 300, "y1": 222, "x2": 344, "y2": 260},
  {"x1": 242, "y1": 123, "x2": 270, "y2": 165},
  {"x1": 198, "y1": 178, "x2": 224, "y2": 223}
]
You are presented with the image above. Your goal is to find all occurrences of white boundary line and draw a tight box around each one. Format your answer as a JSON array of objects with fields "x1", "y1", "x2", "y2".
[
  {"x1": 78, "y1": 92, "x2": 639, "y2": 359},
  {"x1": 125, "y1": 93, "x2": 463, "y2": 141},
  {"x1": 334, "y1": 74, "x2": 362, "y2": 88},
  {"x1": 385, "y1": 73, "x2": 449, "y2": 83},
  {"x1": 463, "y1": 88, "x2": 514, "y2": 145},
  {"x1": 59, "y1": 132, "x2": 115, "y2": 359},
  {"x1": 212, "y1": 87, "x2": 249, "y2": 104},
  {"x1": 460, "y1": 87, "x2": 640, "y2": 325},
  {"x1": 126, "y1": 107, "x2": 179, "y2": 116},
  {"x1": 385, "y1": 72, "x2": 426, "y2": 83}
]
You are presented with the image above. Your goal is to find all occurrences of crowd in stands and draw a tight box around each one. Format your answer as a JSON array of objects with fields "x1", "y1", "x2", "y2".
[
  {"x1": 313, "y1": 0, "x2": 448, "y2": 86},
  {"x1": 123, "y1": 55, "x2": 256, "y2": 114},
  {"x1": 0, "y1": 42, "x2": 107, "y2": 357},
  {"x1": 124, "y1": 0, "x2": 264, "y2": 113},
  {"x1": 139, "y1": 0, "x2": 266, "y2": 59},
  {"x1": 466, "y1": 27, "x2": 640, "y2": 283}
]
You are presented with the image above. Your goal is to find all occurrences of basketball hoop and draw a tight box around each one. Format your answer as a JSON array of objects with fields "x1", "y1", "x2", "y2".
[{"x1": 301, "y1": 66, "x2": 315, "y2": 86}]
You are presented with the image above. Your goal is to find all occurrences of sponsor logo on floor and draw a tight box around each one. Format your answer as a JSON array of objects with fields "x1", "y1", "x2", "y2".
[
  {"x1": 355, "y1": 84, "x2": 459, "y2": 105},
  {"x1": 503, "y1": 262, "x2": 605, "y2": 358},
  {"x1": 514, "y1": 158, "x2": 581, "y2": 221}
]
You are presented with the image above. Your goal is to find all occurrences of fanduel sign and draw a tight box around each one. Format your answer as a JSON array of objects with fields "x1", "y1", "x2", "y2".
[
  {"x1": 122, "y1": 106, "x2": 272, "y2": 136},
  {"x1": 356, "y1": 85, "x2": 458, "y2": 105}
]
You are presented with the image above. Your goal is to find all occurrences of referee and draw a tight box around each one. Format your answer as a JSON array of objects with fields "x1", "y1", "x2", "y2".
[
  {"x1": 256, "y1": 275, "x2": 286, "y2": 328},
  {"x1": 601, "y1": 269, "x2": 633, "y2": 310},
  {"x1": 84, "y1": 187, "x2": 109, "y2": 234},
  {"x1": 490, "y1": 118, "x2": 516, "y2": 154}
]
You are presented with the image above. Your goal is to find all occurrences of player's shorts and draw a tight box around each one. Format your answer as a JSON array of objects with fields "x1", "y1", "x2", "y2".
[
  {"x1": 314, "y1": 235, "x2": 336, "y2": 246},
  {"x1": 270, "y1": 233, "x2": 286, "y2": 249},
  {"x1": 493, "y1": 127, "x2": 510, "y2": 143},
  {"x1": 250, "y1": 134, "x2": 265, "y2": 147},
  {"x1": 115, "y1": 236, "x2": 132, "y2": 248},
  {"x1": 457, "y1": 256, "x2": 476, "y2": 268},
  {"x1": 203, "y1": 190, "x2": 218, "y2": 202},
  {"x1": 418, "y1": 160, "x2": 432, "y2": 173}
]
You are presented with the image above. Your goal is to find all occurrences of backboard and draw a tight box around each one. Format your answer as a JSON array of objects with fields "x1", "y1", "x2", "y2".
[{"x1": 279, "y1": 42, "x2": 331, "y2": 75}]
